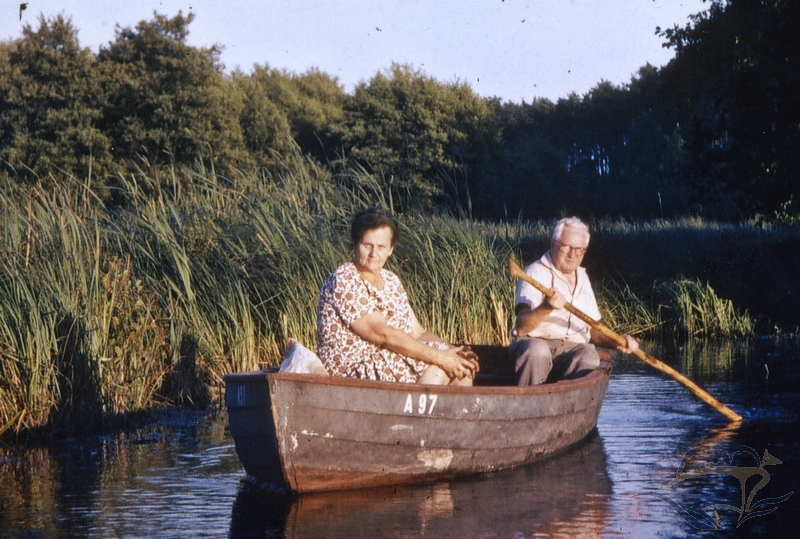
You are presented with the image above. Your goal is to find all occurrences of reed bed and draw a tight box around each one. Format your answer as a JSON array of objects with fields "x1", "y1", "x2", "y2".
[
  {"x1": 597, "y1": 277, "x2": 754, "y2": 339},
  {"x1": 0, "y1": 155, "x2": 789, "y2": 436}
]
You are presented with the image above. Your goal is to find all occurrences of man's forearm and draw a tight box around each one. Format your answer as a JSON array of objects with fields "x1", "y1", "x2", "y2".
[{"x1": 514, "y1": 304, "x2": 554, "y2": 335}]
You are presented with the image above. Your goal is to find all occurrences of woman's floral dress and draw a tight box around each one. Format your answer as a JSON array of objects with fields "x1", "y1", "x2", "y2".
[{"x1": 316, "y1": 261, "x2": 444, "y2": 382}]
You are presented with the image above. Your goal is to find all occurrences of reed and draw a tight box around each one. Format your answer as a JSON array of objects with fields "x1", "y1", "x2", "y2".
[
  {"x1": 392, "y1": 216, "x2": 515, "y2": 345},
  {"x1": 0, "y1": 154, "x2": 788, "y2": 436},
  {"x1": 596, "y1": 276, "x2": 754, "y2": 340},
  {"x1": 658, "y1": 278, "x2": 754, "y2": 338},
  {"x1": 595, "y1": 279, "x2": 664, "y2": 337}
]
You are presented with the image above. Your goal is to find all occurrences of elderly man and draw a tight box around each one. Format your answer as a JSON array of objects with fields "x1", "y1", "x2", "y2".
[{"x1": 510, "y1": 217, "x2": 639, "y2": 385}]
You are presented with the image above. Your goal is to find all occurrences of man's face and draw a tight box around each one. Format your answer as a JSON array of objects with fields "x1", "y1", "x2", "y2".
[{"x1": 550, "y1": 226, "x2": 588, "y2": 274}]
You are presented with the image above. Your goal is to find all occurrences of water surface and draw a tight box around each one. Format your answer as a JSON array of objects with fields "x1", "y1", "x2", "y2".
[{"x1": 2, "y1": 339, "x2": 798, "y2": 538}]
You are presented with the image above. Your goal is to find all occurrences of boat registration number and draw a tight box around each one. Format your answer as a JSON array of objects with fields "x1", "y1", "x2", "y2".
[{"x1": 403, "y1": 393, "x2": 438, "y2": 414}]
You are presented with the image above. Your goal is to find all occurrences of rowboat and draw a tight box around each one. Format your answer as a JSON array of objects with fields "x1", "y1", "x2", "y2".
[{"x1": 224, "y1": 345, "x2": 611, "y2": 493}]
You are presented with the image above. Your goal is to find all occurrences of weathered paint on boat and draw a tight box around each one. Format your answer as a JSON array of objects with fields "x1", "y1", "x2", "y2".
[{"x1": 224, "y1": 345, "x2": 611, "y2": 493}]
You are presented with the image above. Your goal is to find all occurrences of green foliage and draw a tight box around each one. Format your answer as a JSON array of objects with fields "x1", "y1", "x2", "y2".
[
  {"x1": 0, "y1": 15, "x2": 111, "y2": 181},
  {"x1": 771, "y1": 196, "x2": 800, "y2": 225},
  {"x1": 233, "y1": 68, "x2": 295, "y2": 164},
  {"x1": 658, "y1": 0, "x2": 800, "y2": 217},
  {"x1": 392, "y1": 217, "x2": 515, "y2": 345},
  {"x1": 598, "y1": 275, "x2": 754, "y2": 340},
  {"x1": 482, "y1": 98, "x2": 565, "y2": 218},
  {"x1": 0, "y1": 12, "x2": 253, "y2": 183},
  {"x1": 233, "y1": 65, "x2": 345, "y2": 165},
  {"x1": 0, "y1": 153, "x2": 516, "y2": 435},
  {"x1": 1, "y1": 157, "x2": 785, "y2": 437},
  {"x1": 0, "y1": 181, "x2": 185, "y2": 433},
  {"x1": 485, "y1": 69, "x2": 694, "y2": 220},
  {"x1": 596, "y1": 279, "x2": 664, "y2": 337},
  {"x1": 657, "y1": 277, "x2": 754, "y2": 339},
  {"x1": 2, "y1": 3, "x2": 799, "y2": 221},
  {"x1": 96, "y1": 11, "x2": 251, "y2": 175},
  {"x1": 336, "y1": 63, "x2": 500, "y2": 212}
]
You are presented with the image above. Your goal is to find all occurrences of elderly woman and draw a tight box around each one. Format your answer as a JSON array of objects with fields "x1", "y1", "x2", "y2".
[{"x1": 316, "y1": 208, "x2": 479, "y2": 385}]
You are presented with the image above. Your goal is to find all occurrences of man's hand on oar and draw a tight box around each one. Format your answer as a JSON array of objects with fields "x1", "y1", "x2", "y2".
[{"x1": 616, "y1": 334, "x2": 639, "y2": 355}]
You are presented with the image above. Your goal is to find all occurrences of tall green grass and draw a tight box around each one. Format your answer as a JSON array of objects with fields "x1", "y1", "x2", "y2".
[
  {"x1": 0, "y1": 153, "x2": 783, "y2": 436},
  {"x1": 0, "y1": 149, "x2": 514, "y2": 434},
  {"x1": 587, "y1": 217, "x2": 799, "y2": 332},
  {"x1": 597, "y1": 277, "x2": 754, "y2": 339},
  {"x1": 393, "y1": 216, "x2": 515, "y2": 345}
]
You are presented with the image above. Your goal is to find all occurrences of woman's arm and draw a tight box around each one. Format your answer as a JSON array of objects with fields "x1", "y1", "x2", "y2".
[
  {"x1": 407, "y1": 308, "x2": 449, "y2": 346},
  {"x1": 350, "y1": 312, "x2": 478, "y2": 380}
]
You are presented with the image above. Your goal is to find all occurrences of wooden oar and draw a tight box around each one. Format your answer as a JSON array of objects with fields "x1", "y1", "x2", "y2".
[{"x1": 508, "y1": 258, "x2": 742, "y2": 423}]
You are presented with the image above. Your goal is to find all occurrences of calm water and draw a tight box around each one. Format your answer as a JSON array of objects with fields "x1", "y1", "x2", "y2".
[{"x1": 2, "y1": 339, "x2": 798, "y2": 538}]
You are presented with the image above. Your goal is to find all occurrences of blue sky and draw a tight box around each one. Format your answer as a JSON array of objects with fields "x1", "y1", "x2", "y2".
[{"x1": 3, "y1": 0, "x2": 708, "y2": 102}]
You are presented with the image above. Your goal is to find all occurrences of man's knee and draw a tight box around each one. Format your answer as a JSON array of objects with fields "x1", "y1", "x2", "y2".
[
  {"x1": 511, "y1": 337, "x2": 550, "y2": 367},
  {"x1": 561, "y1": 344, "x2": 600, "y2": 378},
  {"x1": 572, "y1": 344, "x2": 600, "y2": 369},
  {"x1": 510, "y1": 338, "x2": 552, "y2": 385}
]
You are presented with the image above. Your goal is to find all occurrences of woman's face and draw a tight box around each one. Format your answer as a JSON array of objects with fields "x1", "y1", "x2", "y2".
[{"x1": 354, "y1": 226, "x2": 394, "y2": 274}]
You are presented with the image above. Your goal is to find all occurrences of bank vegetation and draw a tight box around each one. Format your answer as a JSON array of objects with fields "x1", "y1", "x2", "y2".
[{"x1": 3, "y1": 160, "x2": 795, "y2": 437}]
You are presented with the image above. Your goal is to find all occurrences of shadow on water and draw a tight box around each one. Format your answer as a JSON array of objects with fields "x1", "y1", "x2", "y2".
[
  {"x1": 1, "y1": 433, "x2": 109, "y2": 538},
  {"x1": 0, "y1": 409, "x2": 238, "y2": 539},
  {"x1": 229, "y1": 431, "x2": 612, "y2": 538}
]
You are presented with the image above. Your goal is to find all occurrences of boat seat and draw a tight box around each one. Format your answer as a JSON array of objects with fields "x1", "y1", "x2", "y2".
[
  {"x1": 469, "y1": 345, "x2": 515, "y2": 386},
  {"x1": 468, "y1": 344, "x2": 611, "y2": 387}
]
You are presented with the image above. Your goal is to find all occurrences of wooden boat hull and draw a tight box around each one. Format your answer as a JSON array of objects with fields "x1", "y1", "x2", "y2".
[
  {"x1": 225, "y1": 347, "x2": 611, "y2": 493},
  {"x1": 229, "y1": 433, "x2": 612, "y2": 537}
]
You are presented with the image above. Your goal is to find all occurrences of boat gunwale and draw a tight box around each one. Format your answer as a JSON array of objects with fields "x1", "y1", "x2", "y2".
[{"x1": 224, "y1": 360, "x2": 612, "y2": 395}]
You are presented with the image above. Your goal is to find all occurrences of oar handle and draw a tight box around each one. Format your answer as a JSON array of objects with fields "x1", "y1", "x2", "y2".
[{"x1": 507, "y1": 258, "x2": 742, "y2": 423}]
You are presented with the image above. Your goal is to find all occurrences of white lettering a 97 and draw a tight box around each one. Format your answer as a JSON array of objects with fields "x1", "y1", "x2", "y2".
[{"x1": 404, "y1": 394, "x2": 438, "y2": 414}]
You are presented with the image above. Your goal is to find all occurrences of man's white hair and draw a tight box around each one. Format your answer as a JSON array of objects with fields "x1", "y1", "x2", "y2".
[{"x1": 552, "y1": 217, "x2": 590, "y2": 244}]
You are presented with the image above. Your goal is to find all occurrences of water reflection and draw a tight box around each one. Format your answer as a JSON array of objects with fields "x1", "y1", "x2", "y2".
[
  {"x1": 230, "y1": 432, "x2": 612, "y2": 538},
  {"x1": 599, "y1": 338, "x2": 799, "y2": 537},
  {"x1": 656, "y1": 444, "x2": 793, "y2": 530},
  {"x1": 0, "y1": 410, "x2": 242, "y2": 539}
]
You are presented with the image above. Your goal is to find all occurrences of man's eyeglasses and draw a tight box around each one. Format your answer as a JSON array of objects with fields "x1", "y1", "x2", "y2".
[{"x1": 556, "y1": 241, "x2": 587, "y2": 255}]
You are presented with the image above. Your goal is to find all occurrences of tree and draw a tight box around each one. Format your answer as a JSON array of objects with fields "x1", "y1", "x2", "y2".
[
  {"x1": 96, "y1": 12, "x2": 251, "y2": 176},
  {"x1": 278, "y1": 67, "x2": 346, "y2": 161},
  {"x1": 491, "y1": 98, "x2": 567, "y2": 219},
  {"x1": 336, "y1": 64, "x2": 499, "y2": 212},
  {"x1": 233, "y1": 66, "x2": 345, "y2": 166},
  {"x1": 659, "y1": 0, "x2": 800, "y2": 217},
  {"x1": 233, "y1": 67, "x2": 294, "y2": 166},
  {"x1": 0, "y1": 15, "x2": 111, "y2": 181},
  {"x1": 612, "y1": 65, "x2": 691, "y2": 218}
]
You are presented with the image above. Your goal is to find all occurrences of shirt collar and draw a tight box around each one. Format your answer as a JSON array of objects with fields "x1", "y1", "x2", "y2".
[{"x1": 541, "y1": 250, "x2": 585, "y2": 285}]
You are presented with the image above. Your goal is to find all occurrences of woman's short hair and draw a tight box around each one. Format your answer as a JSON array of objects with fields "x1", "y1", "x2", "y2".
[
  {"x1": 350, "y1": 208, "x2": 399, "y2": 247},
  {"x1": 552, "y1": 216, "x2": 590, "y2": 244}
]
